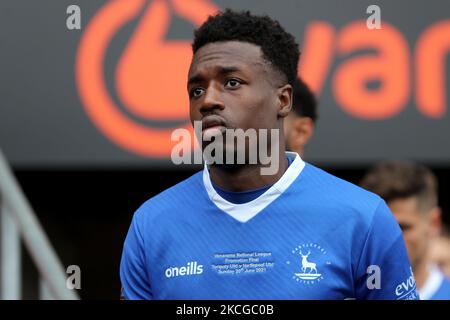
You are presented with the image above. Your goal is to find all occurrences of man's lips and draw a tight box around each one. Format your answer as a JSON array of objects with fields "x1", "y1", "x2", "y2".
[
  {"x1": 201, "y1": 115, "x2": 227, "y2": 140},
  {"x1": 201, "y1": 115, "x2": 227, "y2": 132}
]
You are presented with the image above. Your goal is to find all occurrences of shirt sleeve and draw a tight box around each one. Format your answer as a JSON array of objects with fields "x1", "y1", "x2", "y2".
[
  {"x1": 354, "y1": 200, "x2": 420, "y2": 300},
  {"x1": 120, "y1": 210, "x2": 153, "y2": 300}
]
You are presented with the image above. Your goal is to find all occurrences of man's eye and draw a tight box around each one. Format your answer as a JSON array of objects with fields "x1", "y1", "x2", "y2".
[
  {"x1": 191, "y1": 88, "x2": 205, "y2": 97},
  {"x1": 399, "y1": 223, "x2": 412, "y2": 232},
  {"x1": 225, "y1": 79, "x2": 241, "y2": 88}
]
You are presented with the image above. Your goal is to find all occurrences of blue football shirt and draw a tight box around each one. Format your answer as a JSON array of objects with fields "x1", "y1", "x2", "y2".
[
  {"x1": 120, "y1": 152, "x2": 419, "y2": 300},
  {"x1": 211, "y1": 155, "x2": 293, "y2": 204},
  {"x1": 418, "y1": 265, "x2": 450, "y2": 300}
]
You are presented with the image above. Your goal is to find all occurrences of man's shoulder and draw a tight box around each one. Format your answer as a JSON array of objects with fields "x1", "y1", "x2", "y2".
[
  {"x1": 296, "y1": 163, "x2": 393, "y2": 234},
  {"x1": 436, "y1": 275, "x2": 450, "y2": 299},
  {"x1": 427, "y1": 274, "x2": 450, "y2": 300},
  {"x1": 133, "y1": 171, "x2": 205, "y2": 222},
  {"x1": 302, "y1": 163, "x2": 383, "y2": 208},
  {"x1": 442, "y1": 275, "x2": 450, "y2": 288}
]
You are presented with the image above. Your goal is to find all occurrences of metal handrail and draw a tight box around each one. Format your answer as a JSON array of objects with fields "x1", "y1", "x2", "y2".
[{"x1": 0, "y1": 148, "x2": 78, "y2": 300}]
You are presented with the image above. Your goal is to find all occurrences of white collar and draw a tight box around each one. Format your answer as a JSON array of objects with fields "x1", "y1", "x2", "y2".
[
  {"x1": 202, "y1": 151, "x2": 305, "y2": 223},
  {"x1": 418, "y1": 265, "x2": 444, "y2": 300}
]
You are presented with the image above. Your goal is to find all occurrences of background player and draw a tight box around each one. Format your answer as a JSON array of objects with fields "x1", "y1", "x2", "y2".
[
  {"x1": 361, "y1": 161, "x2": 450, "y2": 299},
  {"x1": 284, "y1": 77, "x2": 318, "y2": 157}
]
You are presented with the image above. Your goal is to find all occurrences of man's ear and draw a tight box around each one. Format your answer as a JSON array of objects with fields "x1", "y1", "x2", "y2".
[
  {"x1": 277, "y1": 84, "x2": 292, "y2": 118},
  {"x1": 292, "y1": 117, "x2": 315, "y2": 149},
  {"x1": 430, "y1": 207, "x2": 443, "y2": 237}
]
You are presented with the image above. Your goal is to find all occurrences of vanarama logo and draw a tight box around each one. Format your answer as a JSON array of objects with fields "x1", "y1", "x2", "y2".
[
  {"x1": 76, "y1": 0, "x2": 449, "y2": 158},
  {"x1": 289, "y1": 243, "x2": 330, "y2": 285},
  {"x1": 76, "y1": 0, "x2": 218, "y2": 157},
  {"x1": 165, "y1": 261, "x2": 204, "y2": 278}
]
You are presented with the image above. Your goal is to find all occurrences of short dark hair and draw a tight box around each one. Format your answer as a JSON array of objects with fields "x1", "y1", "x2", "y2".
[
  {"x1": 192, "y1": 9, "x2": 300, "y2": 86},
  {"x1": 360, "y1": 161, "x2": 438, "y2": 212},
  {"x1": 291, "y1": 77, "x2": 318, "y2": 122}
]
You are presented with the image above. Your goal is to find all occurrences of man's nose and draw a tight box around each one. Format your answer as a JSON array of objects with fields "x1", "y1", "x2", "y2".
[{"x1": 200, "y1": 85, "x2": 225, "y2": 113}]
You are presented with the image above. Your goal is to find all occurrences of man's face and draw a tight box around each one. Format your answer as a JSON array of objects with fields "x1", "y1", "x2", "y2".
[
  {"x1": 388, "y1": 197, "x2": 432, "y2": 270},
  {"x1": 187, "y1": 41, "x2": 285, "y2": 154},
  {"x1": 429, "y1": 235, "x2": 450, "y2": 277}
]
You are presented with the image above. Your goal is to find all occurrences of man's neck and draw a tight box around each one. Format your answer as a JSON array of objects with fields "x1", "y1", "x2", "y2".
[
  {"x1": 208, "y1": 151, "x2": 289, "y2": 192},
  {"x1": 414, "y1": 259, "x2": 430, "y2": 290}
]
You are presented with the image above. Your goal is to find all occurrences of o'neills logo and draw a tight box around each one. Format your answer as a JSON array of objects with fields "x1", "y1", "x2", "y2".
[
  {"x1": 165, "y1": 261, "x2": 204, "y2": 278},
  {"x1": 75, "y1": 0, "x2": 218, "y2": 157}
]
